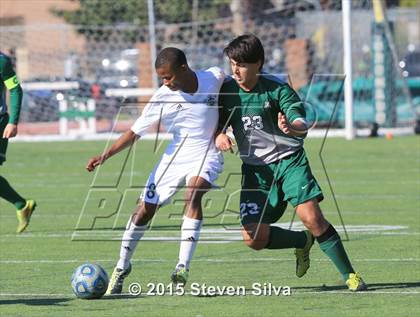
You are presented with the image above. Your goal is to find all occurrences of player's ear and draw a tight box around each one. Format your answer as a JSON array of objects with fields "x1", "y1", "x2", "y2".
[
  {"x1": 179, "y1": 64, "x2": 188, "y2": 72},
  {"x1": 257, "y1": 60, "x2": 263, "y2": 71}
]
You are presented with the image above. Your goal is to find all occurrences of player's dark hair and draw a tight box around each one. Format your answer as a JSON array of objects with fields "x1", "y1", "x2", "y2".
[
  {"x1": 155, "y1": 47, "x2": 187, "y2": 70},
  {"x1": 223, "y1": 34, "x2": 264, "y2": 70}
]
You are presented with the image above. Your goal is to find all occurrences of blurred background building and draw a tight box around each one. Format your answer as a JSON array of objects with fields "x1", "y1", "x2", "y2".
[{"x1": 0, "y1": 0, "x2": 418, "y2": 137}]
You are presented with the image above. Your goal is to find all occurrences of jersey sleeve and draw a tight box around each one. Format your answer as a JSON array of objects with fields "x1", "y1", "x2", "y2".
[
  {"x1": 1, "y1": 56, "x2": 23, "y2": 124},
  {"x1": 217, "y1": 81, "x2": 231, "y2": 133},
  {"x1": 210, "y1": 66, "x2": 225, "y2": 82},
  {"x1": 278, "y1": 84, "x2": 307, "y2": 125},
  {"x1": 131, "y1": 92, "x2": 164, "y2": 137}
]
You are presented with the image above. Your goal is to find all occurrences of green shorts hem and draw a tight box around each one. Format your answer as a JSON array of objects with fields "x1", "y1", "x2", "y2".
[{"x1": 291, "y1": 192, "x2": 324, "y2": 208}]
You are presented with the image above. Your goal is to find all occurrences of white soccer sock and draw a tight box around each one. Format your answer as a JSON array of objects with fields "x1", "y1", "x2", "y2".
[
  {"x1": 116, "y1": 217, "x2": 147, "y2": 270},
  {"x1": 177, "y1": 216, "x2": 203, "y2": 270}
]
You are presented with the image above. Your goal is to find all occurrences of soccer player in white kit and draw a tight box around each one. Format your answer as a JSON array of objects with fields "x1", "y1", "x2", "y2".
[{"x1": 86, "y1": 48, "x2": 225, "y2": 294}]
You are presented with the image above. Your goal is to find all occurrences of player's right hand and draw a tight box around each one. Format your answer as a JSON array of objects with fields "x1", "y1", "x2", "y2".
[
  {"x1": 215, "y1": 133, "x2": 235, "y2": 153},
  {"x1": 85, "y1": 155, "x2": 107, "y2": 172},
  {"x1": 2, "y1": 123, "x2": 18, "y2": 138}
]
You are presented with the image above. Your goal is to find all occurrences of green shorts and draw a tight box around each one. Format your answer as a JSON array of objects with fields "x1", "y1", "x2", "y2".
[
  {"x1": 0, "y1": 113, "x2": 9, "y2": 166},
  {"x1": 240, "y1": 148, "x2": 323, "y2": 225}
]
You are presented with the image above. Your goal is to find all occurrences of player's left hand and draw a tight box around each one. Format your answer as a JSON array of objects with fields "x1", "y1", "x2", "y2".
[
  {"x1": 278, "y1": 113, "x2": 308, "y2": 137},
  {"x1": 2, "y1": 123, "x2": 18, "y2": 138}
]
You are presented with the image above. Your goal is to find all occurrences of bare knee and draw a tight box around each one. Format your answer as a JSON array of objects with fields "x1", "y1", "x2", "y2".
[
  {"x1": 132, "y1": 202, "x2": 158, "y2": 226},
  {"x1": 296, "y1": 199, "x2": 329, "y2": 235},
  {"x1": 184, "y1": 179, "x2": 209, "y2": 220},
  {"x1": 241, "y1": 224, "x2": 270, "y2": 251}
]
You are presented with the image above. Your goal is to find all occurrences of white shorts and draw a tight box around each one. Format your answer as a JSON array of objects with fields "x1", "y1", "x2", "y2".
[{"x1": 141, "y1": 148, "x2": 223, "y2": 206}]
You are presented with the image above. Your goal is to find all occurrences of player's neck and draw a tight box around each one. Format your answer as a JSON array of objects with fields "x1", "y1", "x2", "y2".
[
  {"x1": 238, "y1": 76, "x2": 258, "y2": 92},
  {"x1": 181, "y1": 70, "x2": 198, "y2": 95}
]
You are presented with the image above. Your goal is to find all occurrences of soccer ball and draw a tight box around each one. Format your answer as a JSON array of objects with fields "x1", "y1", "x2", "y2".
[{"x1": 71, "y1": 263, "x2": 109, "y2": 299}]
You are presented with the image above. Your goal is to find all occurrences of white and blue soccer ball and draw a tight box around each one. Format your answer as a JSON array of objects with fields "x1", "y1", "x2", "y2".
[{"x1": 71, "y1": 263, "x2": 109, "y2": 299}]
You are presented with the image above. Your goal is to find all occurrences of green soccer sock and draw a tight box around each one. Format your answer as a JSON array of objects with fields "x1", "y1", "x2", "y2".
[
  {"x1": 317, "y1": 225, "x2": 355, "y2": 280},
  {"x1": 0, "y1": 176, "x2": 26, "y2": 209},
  {"x1": 265, "y1": 226, "x2": 307, "y2": 249}
]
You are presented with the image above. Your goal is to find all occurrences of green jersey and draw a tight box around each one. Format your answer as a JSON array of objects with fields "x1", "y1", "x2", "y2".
[
  {"x1": 218, "y1": 75, "x2": 307, "y2": 165},
  {"x1": 0, "y1": 52, "x2": 22, "y2": 124}
]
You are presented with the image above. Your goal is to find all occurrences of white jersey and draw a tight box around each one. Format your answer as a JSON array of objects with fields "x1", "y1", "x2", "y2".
[
  {"x1": 131, "y1": 66, "x2": 225, "y2": 150},
  {"x1": 131, "y1": 67, "x2": 225, "y2": 205}
]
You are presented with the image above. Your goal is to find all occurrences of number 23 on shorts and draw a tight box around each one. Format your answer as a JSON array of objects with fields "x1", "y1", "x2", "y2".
[{"x1": 239, "y1": 202, "x2": 260, "y2": 219}]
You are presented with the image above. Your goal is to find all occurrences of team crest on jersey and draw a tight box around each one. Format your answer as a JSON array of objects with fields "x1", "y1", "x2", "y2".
[
  {"x1": 205, "y1": 95, "x2": 217, "y2": 107},
  {"x1": 264, "y1": 101, "x2": 271, "y2": 109}
]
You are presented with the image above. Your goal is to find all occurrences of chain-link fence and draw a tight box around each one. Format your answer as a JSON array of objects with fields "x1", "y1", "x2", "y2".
[{"x1": 0, "y1": 0, "x2": 418, "y2": 136}]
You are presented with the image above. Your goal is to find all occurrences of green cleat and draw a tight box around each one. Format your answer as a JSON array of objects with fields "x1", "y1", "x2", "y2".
[
  {"x1": 346, "y1": 272, "x2": 368, "y2": 291},
  {"x1": 295, "y1": 230, "x2": 314, "y2": 278},
  {"x1": 106, "y1": 264, "x2": 132, "y2": 295},
  {"x1": 170, "y1": 264, "x2": 189, "y2": 286},
  {"x1": 16, "y1": 200, "x2": 37, "y2": 233}
]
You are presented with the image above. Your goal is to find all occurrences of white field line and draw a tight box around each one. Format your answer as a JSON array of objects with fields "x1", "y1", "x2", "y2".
[
  {"x1": 1, "y1": 232, "x2": 419, "y2": 239},
  {"x1": 0, "y1": 290, "x2": 419, "y2": 297},
  {"x1": 1, "y1": 223, "x2": 419, "y2": 239},
  {"x1": 0, "y1": 224, "x2": 413, "y2": 233},
  {"x1": 0, "y1": 293, "x2": 69, "y2": 297},
  {"x1": 1, "y1": 258, "x2": 419, "y2": 264}
]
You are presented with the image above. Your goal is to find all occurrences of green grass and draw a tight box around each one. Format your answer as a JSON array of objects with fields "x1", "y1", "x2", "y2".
[{"x1": 0, "y1": 136, "x2": 419, "y2": 316}]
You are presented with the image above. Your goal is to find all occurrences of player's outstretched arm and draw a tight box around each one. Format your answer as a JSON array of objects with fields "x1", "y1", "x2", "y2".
[
  {"x1": 278, "y1": 112, "x2": 308, "y2": 137},
  {"x1": 85, "y1": 130, "x2": 139, "y2": 172}
]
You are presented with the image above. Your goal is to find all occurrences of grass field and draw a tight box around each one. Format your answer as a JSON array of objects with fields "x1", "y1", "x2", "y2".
[{"x1": 0, "y1": 135, "x2": 419, "y2": 316}]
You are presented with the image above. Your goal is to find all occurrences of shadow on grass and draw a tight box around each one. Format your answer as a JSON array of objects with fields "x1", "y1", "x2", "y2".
[
  {"x1": 0, "y1": 294, "x2": 141, "y2": 305},
  {"x1": 99, "y1": 294, "x2": 143, "y2": 300},
  {"x1": 0, "y1": 298, "x2": 71, "y2": 306},
  {"x1": 293, "y1": 281, "x2": 420, "y2": 292}
]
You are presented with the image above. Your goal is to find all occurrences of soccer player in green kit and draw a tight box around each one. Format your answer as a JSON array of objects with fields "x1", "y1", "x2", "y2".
[
  {"x1": 0, "y1": 52, "x2": 36, "y2": 233},
  {"x1": 215, "y1": 35, "x2": 366, "y2": 291}
]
